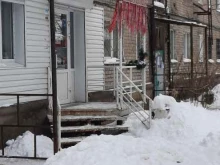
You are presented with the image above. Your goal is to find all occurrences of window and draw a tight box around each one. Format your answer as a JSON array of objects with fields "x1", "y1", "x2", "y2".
[
  {"x1": 184, "y1": 33, "x2": 191, "y2": 59},
  {"x1": 208, "y1": 37, "x2": 212, "y2": 59},
  {"x1": 217, "y1": 0, "x2": 220, "y2": 12},
  {"x1": 104, "y1": 22, "x2": 118, "y2": 58},
  {"x1": 136, "y1": 32, "x2": 146, "y2": 59},
  {"x1": 198, "y1": 0, "x2": 203, "y2": 5},
  {"x1": 216, "y1": 39, "x2": 220, "y2": 59},
  {"x1": 170, "y1": 30, "x2": 176, "y2": 59},
  {"x1": 199, "y1": 34, "x2": 204, "y2": 62},
  {"x1": 154, "y1": 0, "x2": 164, "y2": 3},
  {"x1": 1, "y1": 1, "x2": 25, "y2": 65}
]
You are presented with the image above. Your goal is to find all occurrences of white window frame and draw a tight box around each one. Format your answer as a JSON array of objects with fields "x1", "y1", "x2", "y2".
[
  {"x1": 136, "y1": 33, "x2": 147, "y2": 59},
  {"x1": 184, "y1": 33, "x2": 191, "y2": 59},
  {"x1": 0, "y1": 0, "x2": 25, "y2": 65},
  {"x1": 170, "y1": 30, "x2": 176, "y2": 60},
  {"x1": 199, "y1": 34, "x2": 204, "y2": 62}
]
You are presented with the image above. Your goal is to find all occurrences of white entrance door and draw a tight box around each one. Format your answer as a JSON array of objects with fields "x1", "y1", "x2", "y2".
[
  {"x1": 56, "y1": 9, "x2": 74, "y2": 104},
  {"x1": 56, "y1": 8, "x2": 86, "y2": 104}
]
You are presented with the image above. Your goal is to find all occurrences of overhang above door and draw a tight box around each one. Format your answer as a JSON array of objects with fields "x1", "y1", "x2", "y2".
[{"x1": 55, "y1": 0, "x2": 94, "y2": 9}]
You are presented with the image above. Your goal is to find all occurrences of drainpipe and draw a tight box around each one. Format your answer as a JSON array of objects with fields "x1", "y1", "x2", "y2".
[
  {"x1": 190, "y1": 25, "x2": 193, "y2": 79},
  {"x1": 50, "y1": 0, "x2": 58, "y2": 154},
  {"x1": 166, "y1": 0, "x2": 171, "y2": 89},
  {"x1": 150, "y1": 0, "x2": 155, "y2": 97}
]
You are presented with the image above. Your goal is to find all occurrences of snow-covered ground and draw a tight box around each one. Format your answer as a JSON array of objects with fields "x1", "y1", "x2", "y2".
[
  {"x1": 44, "y1": 97, "x2": 220, "y2": 165},
  {"x1": 2, "y1": 89, "x2": 220, "y2": 165},
  {"x1": 0, "y1": 158, "x2": 45, "y2": 165},
  {"x1": 0, "y1": 131, "x2": 53, "y2": 159}
]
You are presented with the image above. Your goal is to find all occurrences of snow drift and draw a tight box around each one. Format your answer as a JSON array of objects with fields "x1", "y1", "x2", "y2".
[
  {"x1": 3, "y1": 131, "x2": 53, "y2": 158},
  {"x1": 44, "y1": 95, "x2": 220, "y2": 165}
]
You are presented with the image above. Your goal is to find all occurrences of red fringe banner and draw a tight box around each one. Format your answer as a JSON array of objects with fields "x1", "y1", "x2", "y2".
[{"x1": 108, "y1": 0, "x2": 147, "y2": 35}]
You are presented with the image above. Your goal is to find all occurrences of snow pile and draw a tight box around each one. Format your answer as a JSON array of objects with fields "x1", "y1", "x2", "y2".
[
  {"x1": 154, "y1": 1, "x2": 165, "y2": 8},
  {"x1": 104, "y1": 58, "x2": 119, "y2": 64},
  {"x1": 152, "y1": 94, "x2": 176, "y2": 110},
  {"x1": 207, "y1": 84, "x2": 220, "y2": 109},
  {"x1": 4, "y1": 131, "x2": 53, "y2": 158},
  {"x1": 44, "y1": 95, "x2": 220, "y2": 165},
  {"x1": 151, "y1": 94, "x2": 176, "y2": 119}
]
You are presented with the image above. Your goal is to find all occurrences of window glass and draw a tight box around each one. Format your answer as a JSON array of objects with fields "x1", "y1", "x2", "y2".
[
  {"x1": 104, "y1": 22, "x2": 111, "y2": 57},
  {"x1": 184, "y1": 33, "x2": 191, "y2": 59},
  {"x1": 199, "y1": 34, "x2": 204, "y2": 62},
  {"x1": 113, "y1": 27, "x2": 118, "y2": 58},
  {"x1": 216, "y1": 39, "x2": 220, "y2": 59},
  {"x1": 208, "y1": 37, "x2": 212, "y2": 59},
  {"x1": 104, "y1": 21, "x2": 118, "y2": 58},
  {"x1": 2, "y1": 2, "x2": 14, "y2": 59},
  {"x1": 217, "y1": 0, "x2": 220, "y2": 11},
  {"x1": 55, "y1": 13, "x2": 67, "y2": 69},
  {"x1": 170, "y1": 30, "x2": 175, "y2": 59}
]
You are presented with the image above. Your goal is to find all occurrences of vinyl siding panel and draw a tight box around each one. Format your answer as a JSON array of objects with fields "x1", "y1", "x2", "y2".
[
  {"x1": 0, "y1": 0, "x2": 50, "y2": 106},
  {"x1": 85, "y1": 7, "x2": 104, "y2": 92}
]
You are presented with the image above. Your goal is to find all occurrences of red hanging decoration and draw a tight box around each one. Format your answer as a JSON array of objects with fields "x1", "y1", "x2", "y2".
[{"x1": 108, "y1": 0, "x2": 147, "y2": 35}]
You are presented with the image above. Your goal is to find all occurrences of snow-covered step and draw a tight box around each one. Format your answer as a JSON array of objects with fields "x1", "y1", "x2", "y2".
[
  {"x1": 48, "y1": 115, "x2": 124, "y2": 123},
  {"x1": 61, "y1": 137, "x2": 86, "y2": 145},
  {"x1": 61, "y1": 109, "x2": 117, "y2": 116},
  {"x1": 61, "y1": 125, "x2": 128, "y2": 133}
]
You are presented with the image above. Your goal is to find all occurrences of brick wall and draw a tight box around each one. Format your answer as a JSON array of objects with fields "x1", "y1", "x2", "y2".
[
  {"x1": 94, "y1": 0, "x2": 153, "y2": 98},
  {"x1": 162, "y1": 0, "x2": 220, "y2": 89}
]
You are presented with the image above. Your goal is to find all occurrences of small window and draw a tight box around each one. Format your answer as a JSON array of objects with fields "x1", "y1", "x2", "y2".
[
  {"x1": 199, "y1": 34, "x2": 204, "y2": 62},
  {"x1": 198, "y1": 0, "x2": 203, "y2": 5},
  {"x1": 217, "y1": 0, "x2": 220, "y2": 12},
  {"x1": 104, "y1": 22, "x2": 118, "y2": 58},
  {"x1": 184, "y1": 33, "x2": 191, "y2": 59},
  {"x1": 170, "y1": 30, "x2": 176, "y2": 59},
  {"x1": 136, "y1": 33, "x2": 146, "y2": 59},
  {"x1": 154, "y1": 0, "x2": 164, "y2": 3},
  {"x1": 208, "y1": 37, "x2": 212, "y2": 59},
  {"x1": 1, "y1": 1, "x2": 25, "y2": 65},
  {"x1": 216, "y1": 39, "x2": 220, "y2": 59}
]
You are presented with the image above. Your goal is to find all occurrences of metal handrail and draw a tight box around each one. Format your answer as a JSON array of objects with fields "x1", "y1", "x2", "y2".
[
  {"x1": 116, "y1": 67, "x2": 152, "y2": 129},
  {"x1": 116, "y1": 67, "x2": 153, "y2": 102},
  {"x1": 118, "y1": 86, "x2": 151, "y2": 128}
]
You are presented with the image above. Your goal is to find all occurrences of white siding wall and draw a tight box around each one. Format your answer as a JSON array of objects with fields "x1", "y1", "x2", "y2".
[
  {"x1": 85, "y1": 7, "x2": 104, "y2": 92},
  {"x1": 0, "y1": 0, "x2": 50, "y2": 106}
]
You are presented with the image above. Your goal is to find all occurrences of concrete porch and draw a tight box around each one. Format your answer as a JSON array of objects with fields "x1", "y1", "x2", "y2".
[{"x1": 48, "y1": 102, "x2": 128, "y2": 148}]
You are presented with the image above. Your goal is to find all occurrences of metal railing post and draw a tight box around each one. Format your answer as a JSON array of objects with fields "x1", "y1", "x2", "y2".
[
  {"x1": 142, "y1": 67, "x2": 147, "y2": 108},
  {"x1": 116, "y1": 68, "x2": 120, "y2": 109},
  {"x1": 130, "y1": 68, "x2": 133, "y2": 101},
  {"x1": 34, "y1": 127, "x2": 37, "y2": 158},
  {"x1": 113, "y1": 66, "x2": 116, "y2": 97},
  {"x1": 50, "y1": 0, "x2": 59, "y2": 154},
  {"x1": 1, "y1": 126, "x2": 4, "y2": 156},
  {"x1": 17, "y1": 95, "x2": 20, "y2": 126}
]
